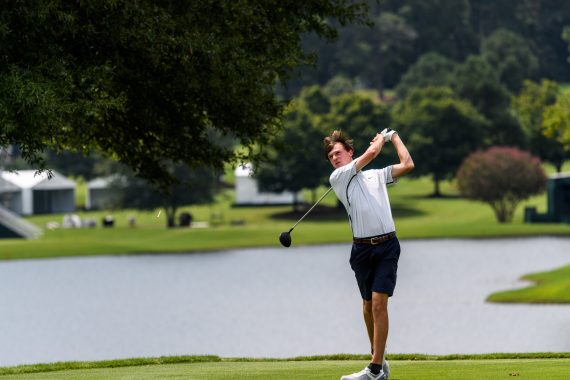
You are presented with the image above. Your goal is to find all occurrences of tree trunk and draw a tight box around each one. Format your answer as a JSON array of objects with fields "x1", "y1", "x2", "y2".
[
  {"x1": 433, "y1": 178, "x2": 441, "y2": 197},
  {"x1": 165, "y1": 206, "x2": 177, "y2": 228},
  {"x1": 292, "y1": 192, "x2": 299, "y2": 213}
]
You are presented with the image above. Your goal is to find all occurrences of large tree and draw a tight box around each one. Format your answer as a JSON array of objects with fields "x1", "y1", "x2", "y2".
[
  {"x1": 0, "y1": 1, "x2": 368, "y2": 190},
  {"x1": 255, "y1": 87, "x2": 332, "y2": 211},
  {"x1": 451, "y1": 55, "x2": 525, "y2": 147},
  {"x1": 392, "y1": 86, "x2": 487, "y2": 196},
  {"x1": 511, "y1": 79, "x2": 567, "y2": 172},
  {"x1": 480, "y1": 29, "x2": 538, "y2": 93}
]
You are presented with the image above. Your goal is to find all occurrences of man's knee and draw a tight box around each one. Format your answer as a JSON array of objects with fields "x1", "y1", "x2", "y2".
[
  {"x1": 363, "y1": 299, "x2": 373, "y2": 315},
  {"x1": 371, "y1": 293, "x2": 388, "y2": 316}
]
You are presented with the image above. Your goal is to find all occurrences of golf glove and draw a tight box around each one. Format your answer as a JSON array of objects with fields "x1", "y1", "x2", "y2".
[{"x1": 380, "y1": 128, "x2": 397, "y2": 142}]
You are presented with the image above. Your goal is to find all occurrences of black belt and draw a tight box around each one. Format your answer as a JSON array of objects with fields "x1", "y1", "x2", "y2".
[{"x1": 353, "y1": 232, "x2": 396, "y2": 245}]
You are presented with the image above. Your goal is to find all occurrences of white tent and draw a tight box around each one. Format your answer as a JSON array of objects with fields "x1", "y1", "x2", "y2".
[
  {"x1": 234, "y1": 163, "x2": 303, "y2": 206},
  {"x1": 0, "y1": 170, "x2": 76, "y2": 215},
  {"x1": 85, "y1": 175, "x2": 124, "y2": 210}
]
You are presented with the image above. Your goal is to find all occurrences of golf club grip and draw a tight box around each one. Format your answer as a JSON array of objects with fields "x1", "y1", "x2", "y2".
[{"x1": 290, "y1": 187, "x2": 333, "y2": 231}]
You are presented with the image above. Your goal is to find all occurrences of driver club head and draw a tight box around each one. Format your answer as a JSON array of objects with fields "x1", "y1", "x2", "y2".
[{"x1": 279, "y1": 231, "x2": 292, "y2": 247}]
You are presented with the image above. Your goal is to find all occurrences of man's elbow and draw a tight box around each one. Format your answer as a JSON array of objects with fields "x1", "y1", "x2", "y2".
[{"x1": 404, "y1": 158, "x2": 415, "y2": 174}]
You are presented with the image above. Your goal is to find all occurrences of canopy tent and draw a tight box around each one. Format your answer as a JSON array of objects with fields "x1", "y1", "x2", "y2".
[{"x1": 0, "y1": 170, "x2": 76, "y2": 215}]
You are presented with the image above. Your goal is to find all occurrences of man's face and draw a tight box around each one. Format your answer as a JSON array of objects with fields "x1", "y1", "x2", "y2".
[{"x1": 328, "y1": 142, "x2": 353, "y2": 169}]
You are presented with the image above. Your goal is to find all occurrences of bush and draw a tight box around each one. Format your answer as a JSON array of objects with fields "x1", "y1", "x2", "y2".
[{"x1": 456, "y1": 147, "x2": 546, "y2": 223}]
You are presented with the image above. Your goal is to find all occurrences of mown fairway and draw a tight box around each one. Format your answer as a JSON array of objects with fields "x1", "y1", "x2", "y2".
[{"x1": 2, "y1": 358, "x2": 570, "y2": 379}]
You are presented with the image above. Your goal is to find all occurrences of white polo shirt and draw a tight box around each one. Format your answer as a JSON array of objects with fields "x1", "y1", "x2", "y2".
[{"x1": 329, "y1": 160, "x2": 396, "y2": 238}]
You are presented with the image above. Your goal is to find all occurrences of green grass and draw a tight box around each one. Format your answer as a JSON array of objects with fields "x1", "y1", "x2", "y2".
[
  {"x1": 2, "y1": 174, "x2": 569, "y2": 261},
  {"x1": 488, "y1": 264, "x2": 570, "y2": 303},
  {"x1": 2, "y1": 354, "x2": 570, "y2": 379}
]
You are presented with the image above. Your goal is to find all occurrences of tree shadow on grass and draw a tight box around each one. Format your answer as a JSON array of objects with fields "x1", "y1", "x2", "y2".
[
  {"x1": 270, "y1": 204, "x2": 425, "y2": 221},
  {"x1": 270, "y1": 205, "x2": 347, "y2": 222},
  {"x1": 391, "y1": 204, "x2": 426, "y2": 218},
  {"x1": 403, "y1": 193, "x2": 462, "y2": 200}
]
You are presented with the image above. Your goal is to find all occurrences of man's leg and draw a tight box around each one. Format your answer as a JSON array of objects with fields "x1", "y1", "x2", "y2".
[
  {"x1": 370, "y1": 292, "x2": 389, "y2": 365},
  {"x1": 362, "y1": 300, "x2": 374, "y2": 352}
]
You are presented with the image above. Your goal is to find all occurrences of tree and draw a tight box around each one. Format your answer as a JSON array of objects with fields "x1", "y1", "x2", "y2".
[
  {"x1": 511, "y1": 79, "x2": 567, "y2": 172},
  {"x1": 105, "y1": 162, "x2": 219, "y2": 228},
  {"x1": 358, "y1": 12, "x2": 417, "y2": 99},
  {"x1": 325, "y1": 91, "x2": 391, "y2": 158},
  {"x1": 480, "y1": 29, "x2": 538, "y2": 93},
  {"x1": 383, "y1": 0, "x2": 477, "y2": 60},
  {"x1": 395, "y1": 52, "x2": 457, "y2": 98},
  {"x1": 392, "y1": 86, "x2": 487, "y2": 196},
  {"x1": 542, "y1": 91, "x2": 570, "y2": 149},
  {"x1": 255, "y1": 87, "x2": 331, "y2": 211},
  {"x1": 457, "y1": 147, "x2": 546, "y2": 223},
  {"x1": 451, "y1": 55, "x2": 525, "y2": 147},
  {"x1": 0, "y1": 1, "x2": 369, "y2": 190}
]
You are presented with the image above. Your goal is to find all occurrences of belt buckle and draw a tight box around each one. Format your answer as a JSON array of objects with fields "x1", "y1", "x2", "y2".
[{"x1": 370, "y1": 236, "x2": 382, "y2": 245}]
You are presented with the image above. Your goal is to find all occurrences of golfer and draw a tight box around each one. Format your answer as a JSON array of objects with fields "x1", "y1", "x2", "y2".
[{"x1": 324, "y1": 129, "x2": 414, "y2": 380}]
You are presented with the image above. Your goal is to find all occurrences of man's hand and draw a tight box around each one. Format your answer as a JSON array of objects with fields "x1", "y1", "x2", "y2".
[{"x1": 380, "y1": 128, "x2": 397, "y2": 142}]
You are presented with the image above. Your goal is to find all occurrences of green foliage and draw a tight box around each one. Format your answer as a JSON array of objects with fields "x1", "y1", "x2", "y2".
[
  {"x1": 255, "y1": 87, "x2": 391, "y2": 207},
  {"x1": 325, "y1": 91, "x2": 391, "y2": 157},
  {"x1": 392, "y1": 86, "x2": 487, "y2": 195},
  {"x1": 395, "y1": 52, "x2": 457, "y2": 98},
  {"x1": 542, "y1": 92, "x2": 570, "y2": 149},
  {"x1": 451, "y1": 55, "x2": 525, "y2": 147},
  {"x1": 255, "y1": 87, "x2": 332, "y2": 209},
  {"x1": 480, "y1": 29, "x2": 538, "y2": 93},
  {"x1": 457, "y1": 147, "x2": 547, "y2": 223},
  {"x1": 511, "y1": 79, "x2": 567, "y2": 171},
  {"x1": 0, "y1": 1, "x2": 369, "y2": 189},
  {"x1": 288, "y1": 0, "x2": 570, "y2": 99}
]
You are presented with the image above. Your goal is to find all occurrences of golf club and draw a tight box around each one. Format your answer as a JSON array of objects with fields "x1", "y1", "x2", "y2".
[{"x1": 279, "y1": 187, "x2": 333, "y2": 247}]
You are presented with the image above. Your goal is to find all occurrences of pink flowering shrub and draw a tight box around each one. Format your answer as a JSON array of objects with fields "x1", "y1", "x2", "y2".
[{"x1": 456, "y1": 147, "x2": 547, "y2": 223}]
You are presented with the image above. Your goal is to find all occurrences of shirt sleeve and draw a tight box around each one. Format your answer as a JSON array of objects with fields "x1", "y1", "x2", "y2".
[{"x1": 376, "y1": 165, "x2": 397, "y2": 185}]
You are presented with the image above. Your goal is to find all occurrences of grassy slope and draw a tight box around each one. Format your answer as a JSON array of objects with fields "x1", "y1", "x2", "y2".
[{"x1": 2, "y1": 355, "x2": 570, "y2": 379}]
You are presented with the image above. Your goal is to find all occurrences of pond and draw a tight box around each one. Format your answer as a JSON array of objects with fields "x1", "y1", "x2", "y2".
[{"x1": 0, "y1": 237, "x2": 569, "y2": 366}]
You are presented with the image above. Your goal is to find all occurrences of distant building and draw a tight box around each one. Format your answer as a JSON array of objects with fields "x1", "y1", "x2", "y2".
[
  {"x1": 234, "y1": 163, "x2": 303, "y2": 206},
  {"x1": 0, "y1": 170, "x2": 76, "y2": 215},
  {"x1": 85, "y1": 176, "x2": 124, "y2": 210}
]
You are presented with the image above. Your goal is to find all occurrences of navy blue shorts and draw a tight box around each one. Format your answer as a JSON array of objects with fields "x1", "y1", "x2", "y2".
[{"x1": 349, "y1": 236, "x2": 401, "y2": 300}]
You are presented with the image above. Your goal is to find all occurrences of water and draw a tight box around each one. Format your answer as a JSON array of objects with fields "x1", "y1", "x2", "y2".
[{"x1": 0, "y1": 237, "x2": 569, "y2": 366}]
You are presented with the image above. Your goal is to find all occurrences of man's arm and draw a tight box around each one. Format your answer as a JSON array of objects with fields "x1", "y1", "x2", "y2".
[
  {"x1": 390, "y1": 133, "x2": 414, "y2": 178},
  {"x1": 354, "y1": 133, "x2": 385, "y2": 172}
]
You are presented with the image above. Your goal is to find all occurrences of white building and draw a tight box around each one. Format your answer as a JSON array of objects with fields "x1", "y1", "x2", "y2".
[
  {"x1": 85, "y1": 176, "x2": 124, "y2": 210},
  {"x1": 234, "y1": 163, "x2": 303, "y2": 206},
  {"x1": 0, "y1": 170, "x2": 76, "y2": 215}
]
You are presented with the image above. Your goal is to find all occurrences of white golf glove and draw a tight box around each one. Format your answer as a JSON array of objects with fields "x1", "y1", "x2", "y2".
[{"x1": 380, "y1": 128, "x2": 397, "y2": 142}]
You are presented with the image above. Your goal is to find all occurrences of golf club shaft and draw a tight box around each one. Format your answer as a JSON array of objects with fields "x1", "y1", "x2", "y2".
[{"x1": 289, "y1": 187, "x2": 333, "y2": 232}]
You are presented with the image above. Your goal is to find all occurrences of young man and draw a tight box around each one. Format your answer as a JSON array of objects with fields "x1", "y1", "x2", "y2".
[{"x1": 324, "y1": 129, "x2": 414, "y2": 380}]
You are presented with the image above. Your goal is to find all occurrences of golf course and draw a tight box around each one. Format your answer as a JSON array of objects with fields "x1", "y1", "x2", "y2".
[{"x1": 1, "y1": 172, "x2": 570, "y2": 378}]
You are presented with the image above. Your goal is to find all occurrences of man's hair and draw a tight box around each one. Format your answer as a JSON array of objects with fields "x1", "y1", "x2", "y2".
[{"x1": 323, "y1": 130, "x2": 353, "y2": 159}]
